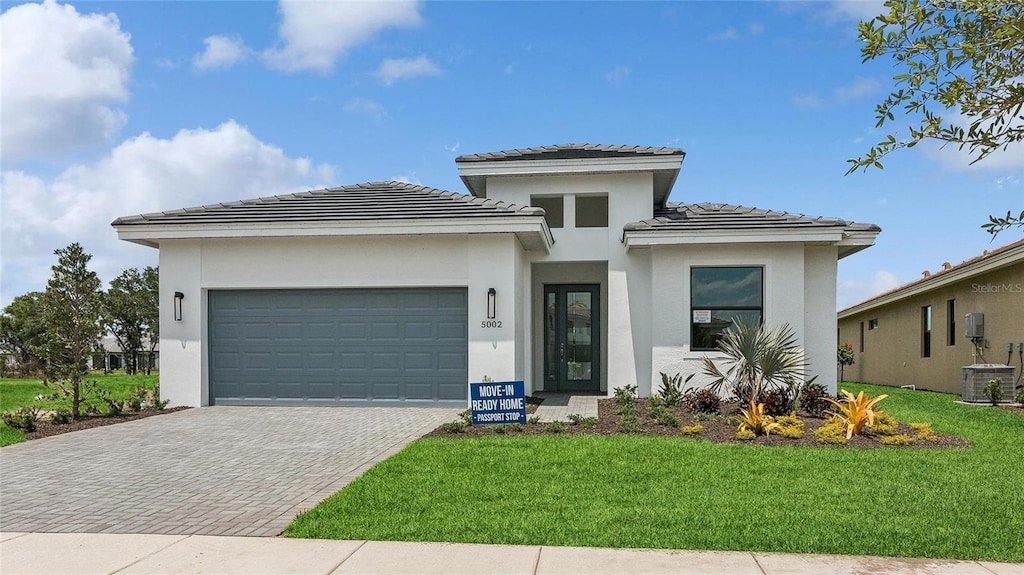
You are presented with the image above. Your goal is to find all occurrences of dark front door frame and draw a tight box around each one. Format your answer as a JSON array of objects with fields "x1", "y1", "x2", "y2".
[{"x1": 543, "y1": 284, "x2": 601, "y2": 392}]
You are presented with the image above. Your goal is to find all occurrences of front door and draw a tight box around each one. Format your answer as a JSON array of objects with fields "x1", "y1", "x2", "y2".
[{"x1": 544, "y1": 284, "x2": 600, "y2": 392}]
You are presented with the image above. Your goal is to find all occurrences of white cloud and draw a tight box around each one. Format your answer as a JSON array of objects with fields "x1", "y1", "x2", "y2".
[
  {"x1": 838, "y1": 269, "x2": 903, "y2": 309},
  {"x1": 791, "y1": 93, "x2": 825, "y2": 110},
  {"x1": 0, "y1": 0, "x2": 134, "y2": 165},
  {"x1": 748, "y1": 22, "x2": 765, "y2": 36},
  {"x1": 834, "y1": 76, "x2": 881, "y2": 102},
  {"x1": 343, "y1": 97, "x2": 388, "y2": 120},
  {"x1": 391, "y1": 174, "x2": 422, "y2": 185},
  {"x1": 262, "y1": 0, "x2": 423, "y2": 72},
  {"x1": 710, "y1": 27, "x2": 739, "y2": 41},
  {"x1": 374, "y1": 55, "x2": 442, "y2": 85},
  {"x1": 606, "y1": 65, "x2": 630, "y2": 85},
  {"x1": 0, "y1": 121, "x2": 336, "y2": 305},
  {"x1": 193, "y1": 35, "x2": 247, "y2": 70},
  {"x1": 710, "y1": 22, "x2": 763, "y2": 41},
  {"x1": 824, "y1": 1, "x2": 886, "y2": 23}
]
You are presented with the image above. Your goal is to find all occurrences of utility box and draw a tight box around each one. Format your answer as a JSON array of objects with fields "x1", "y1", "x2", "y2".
[
  {"x1": 961, "y1": 364, "x2": 1015, "y2": 403},
  {"x1": 964, "y1": 313, "x2": 984, "y2": 338}
]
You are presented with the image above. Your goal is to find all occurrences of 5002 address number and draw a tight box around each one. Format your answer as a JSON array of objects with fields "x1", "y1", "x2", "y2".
[{"x1": 481, "y1": 320, "x2": 502, "y2": 328}]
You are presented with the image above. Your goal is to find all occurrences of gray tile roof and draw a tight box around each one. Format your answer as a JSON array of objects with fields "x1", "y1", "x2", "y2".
[
  {"x1": 112, "y1": 181, "x2": 544, "y2": 226},
  {"x1": 623, "y1": 202, "x2": 881, "y2": 233},
  {"x1": 455, "y1": 143, "x2": 684, "y2": 163}
]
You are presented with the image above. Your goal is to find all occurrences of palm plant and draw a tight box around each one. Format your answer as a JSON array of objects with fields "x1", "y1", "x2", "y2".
[{"x1": 700, "y1": 317, "x2": 808, "y2": 404}]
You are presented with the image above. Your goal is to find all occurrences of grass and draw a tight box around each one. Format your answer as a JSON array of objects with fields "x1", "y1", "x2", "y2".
[
  {"x1": 0, "y1": 372, "x2": 158, "y2": 447},
  {"x1": 286, "y1": 383, "x2": 1024, "y2": 561}
]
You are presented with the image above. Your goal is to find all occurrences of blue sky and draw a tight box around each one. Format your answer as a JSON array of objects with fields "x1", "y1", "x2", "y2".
[{"x1": 2, "y1": 0, "x2": 1021, "y2": 310}]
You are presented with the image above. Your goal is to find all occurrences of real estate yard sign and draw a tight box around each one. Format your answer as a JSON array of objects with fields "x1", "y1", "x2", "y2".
[{"x1": 470, "y1": 381, "x2": 526, "y2": 425}]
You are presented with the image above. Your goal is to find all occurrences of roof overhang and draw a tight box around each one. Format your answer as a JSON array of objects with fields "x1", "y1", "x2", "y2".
[
  {"x1": 839, "y1": 243, "x2": 1023, "y2": 318},
  {"x1": 115, "y1": 215, "x2": 554, "y2": 253},
  {"x1": 457, "y1": 156, "x2": 683, "y2": 206},
  {"x1": 622, "y1": 226, "x2": 877, "y2": 251}
]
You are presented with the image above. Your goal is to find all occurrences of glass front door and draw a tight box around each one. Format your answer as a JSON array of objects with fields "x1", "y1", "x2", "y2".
[{"x1": 544, "y1": 284, "x2": 600, "y2": 392}]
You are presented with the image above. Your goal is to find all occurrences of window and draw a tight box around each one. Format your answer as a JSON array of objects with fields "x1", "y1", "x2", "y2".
[
  {"x1": 947, "y1": 299, "x2": 956, "y2": 346},
  {"x1": 868, "y1": 318, "x2": 878, "y2": 330},
  {"x1": 531, "y1": 195, "x2": 563, "y2": 229},
  {"x1": 575, "y1": 195, "x2": 608, "y2": 228},
  {"x1": 690, "y1": 267, "x2": 763, "y2": 351},
  {"x1": 859, "y1": 322, "x2": 865, "y2": 352},
  {"x1": 922, "y1": 305, "x2": 932, "y2": 358}
]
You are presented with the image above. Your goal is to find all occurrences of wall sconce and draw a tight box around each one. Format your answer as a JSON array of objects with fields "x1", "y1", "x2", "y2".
[
  {"x1": 487, "y1": 288, "x2": 497, "y2": 319},
  {"x1": 173, "y1": 291, "x2": 184, "y2": 321}
]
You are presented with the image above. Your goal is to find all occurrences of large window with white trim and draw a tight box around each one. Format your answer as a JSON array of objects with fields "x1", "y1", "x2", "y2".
[{"x1": 690, "y1": 267, "x2": 764, "y2": 351}]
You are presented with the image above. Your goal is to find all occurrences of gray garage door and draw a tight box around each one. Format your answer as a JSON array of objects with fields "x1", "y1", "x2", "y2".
[{"x1": 209, "y1": 288, "x2": 468, "y2": 406}]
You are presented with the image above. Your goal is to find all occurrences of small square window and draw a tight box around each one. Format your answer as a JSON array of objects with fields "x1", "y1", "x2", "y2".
[
  {"x1": 531, "y1": 195, "x2": 563, "y2": 229},
  {"x1": 868, "y1": 319, "x2": 878, "y2": 330},
  {"x1": 575, "y1": 195, "x2": 608, "y2": 228}
]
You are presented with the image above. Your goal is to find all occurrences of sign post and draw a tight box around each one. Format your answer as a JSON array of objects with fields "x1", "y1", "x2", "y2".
[{"x1": 469, "y1": 381, "x2": 526, "y2": 425}]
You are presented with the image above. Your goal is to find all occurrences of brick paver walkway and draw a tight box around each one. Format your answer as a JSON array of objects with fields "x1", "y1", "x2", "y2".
[
  {"x1": 532, "y1": 393, "x2": 600, "y2": 422},
  {"x1": 0, "y1": 406, "x2": 457, "y2": 537}
]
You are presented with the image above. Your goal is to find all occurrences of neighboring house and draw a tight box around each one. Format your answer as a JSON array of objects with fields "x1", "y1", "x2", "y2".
[
  {"x1": 90, "y1": 335, "x2": 160, "y2": 372},
  {"x1": 112, "y1": 144, "x2": 879, "y2": 407},
  {"x1": 838, "y1": 238, "x2": 1024, "y2": 394}
]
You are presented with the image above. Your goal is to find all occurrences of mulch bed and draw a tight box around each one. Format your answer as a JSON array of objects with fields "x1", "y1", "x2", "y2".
[
  {"x1": 19, "y1": 407, "x2": 190, "y2": 442},
  {"x1": 999, "y1": 404, "x2": 1024, "y2": 416},
  {"x1": 427, "y1": 398, "x2": 970, "y2": 448}
]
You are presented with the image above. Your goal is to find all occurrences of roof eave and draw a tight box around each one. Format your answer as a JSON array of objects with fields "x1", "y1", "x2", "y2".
[
  {"x1": 456, "y1": 156, "x2": 684, "y2": 198},
  {"x1": 838, "y1": 243, "x2": 1024, "y2": 318},
  {"x1": 114, "y1": 216, "x2": 554, "y2": 252},
  {"x1": 621, "y1": 227, "x2": 849, "y2": 250}
]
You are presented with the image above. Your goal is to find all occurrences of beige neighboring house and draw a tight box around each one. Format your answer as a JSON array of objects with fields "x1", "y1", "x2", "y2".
[
  {"x1": 838, "y1": 238, "x2": 1024, "y2": 394},
  {"x1": 91, "y1": 335, "x2": 160, "y2": 372}
]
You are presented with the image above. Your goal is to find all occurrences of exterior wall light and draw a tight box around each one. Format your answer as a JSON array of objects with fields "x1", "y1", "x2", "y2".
[
  {"x1": 174, "y1": 291, "x2": 185, "y2": 321},
  {"x1": 487, "y1": 288, "x2": 497, "y2": 319}
]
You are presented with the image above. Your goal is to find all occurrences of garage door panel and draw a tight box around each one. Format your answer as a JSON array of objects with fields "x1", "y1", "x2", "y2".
[{"x1": 210, "y1": 288, "x2": 467, "y2": 405}]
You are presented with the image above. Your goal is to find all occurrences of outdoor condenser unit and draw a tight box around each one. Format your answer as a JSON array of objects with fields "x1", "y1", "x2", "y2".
[
  {"x1": 964, "y1": 313, "x2": 984, "y2": 339},
  {"x1": 961, "y1": 364, "x2": 1015, "y2": 403}
]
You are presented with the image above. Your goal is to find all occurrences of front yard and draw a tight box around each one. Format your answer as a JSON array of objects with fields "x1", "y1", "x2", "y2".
[
  {"x1": 0, "y1": 373, "x2": 160, "y2": 446},
  {"x1": 286, "y1": 383, "x2": 1024, "y2": 562}
]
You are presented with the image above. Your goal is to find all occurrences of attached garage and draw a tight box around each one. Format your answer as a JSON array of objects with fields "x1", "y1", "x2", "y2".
[{"x1": 208, "y1": 288, "x2": 468, "y2": 406}]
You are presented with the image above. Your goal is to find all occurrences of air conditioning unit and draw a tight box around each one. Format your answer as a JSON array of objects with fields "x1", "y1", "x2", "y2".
[
  {"x1": 964, "y1": 313, "x2": 984, "y2": 338},
  {"x1": 961, "y1": 364, "x2": 1015, "y2": 403}
]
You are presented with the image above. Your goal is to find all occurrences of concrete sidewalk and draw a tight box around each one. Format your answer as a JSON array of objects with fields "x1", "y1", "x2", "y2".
[{"x1": 1, "y1": 533, "x2": 1021, "y2": 575}]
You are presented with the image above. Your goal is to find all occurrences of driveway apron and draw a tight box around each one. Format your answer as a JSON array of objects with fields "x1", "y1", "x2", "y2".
[{"x1": 0, "y1": 406, "x2": 458, "y2": 537}]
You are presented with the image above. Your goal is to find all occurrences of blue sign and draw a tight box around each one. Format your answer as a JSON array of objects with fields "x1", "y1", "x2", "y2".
[{"x1": 470, "y1": 381, "x2": 526, "y2": 425}]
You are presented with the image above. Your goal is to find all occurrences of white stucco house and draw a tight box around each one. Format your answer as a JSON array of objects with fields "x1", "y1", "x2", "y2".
[{"x1": 113, "y1": 144, "x2": 879, "y2": 407}]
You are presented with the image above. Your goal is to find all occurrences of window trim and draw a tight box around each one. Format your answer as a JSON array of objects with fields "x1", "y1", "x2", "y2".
[
  {"x1": 922, "y1": 305, "x2": 932, "y2": 358},
  {"x1": 689, "y1": 266, "x2": 764, "y2": 352}
]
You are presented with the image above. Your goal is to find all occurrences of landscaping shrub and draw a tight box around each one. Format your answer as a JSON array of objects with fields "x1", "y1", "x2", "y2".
[
  {"x1": 985, "y1": 379, "x2": 1003, "y2": 405},
  {"x1": 613, "y1": 384, "x2": 638, "y2": 407},
  {"x1": 910, "y1": 422, "x2": 938, "y2": 442},
  {"x1": 492, "y1": 424, "x2": 508, "y2": 434},
  {"x1": 544, "y1": 421, "x2": 567, "y2": 434},
  {"x1": 1017, "y1": 386, "x2": 1024, "y2": 406},
  {"x1": 873, "y1": 410, "x2": 898, "y2": 436},
  {"x1": 762, "y1": 388, "x2": 793, "y2": 417},
  {"x1": 649, "y1": 405, "x2": 680, "y2": 427},
  {"x1": 440, "y1": 420, "x2": 467, "y2": 434},
  {"x1": 813, "y1": 417, "x2": 849, "y2": 445},
  {"x1": 684, "y1": 389, "x2": 721, "y2": 415},
  {"x1": 527, "y1": 415, "x2": 541, "y2": 425},
  {"x1": 680, "y1": 424, "x2": 703, "y2": 435},
  {"x1": 616, "y1": 414, "x2": 643, "y2": 434},
  {"x1": 823, "y1": 389, "x2": 888, "y2": 438},
  {"x1": 735, "y1": 428, "x2": 756, "y2": 441},
  {"x1": 1, "y1": 406, "x2": 41, "y2": 432},
  {"x1": 880, "y1": 434, "x2": 912, "y2": 445},
  {"x1": 774, "y1": 414, "x2": 805, "y2": 439},
  {"x1": 695, "y1": 411, "x2": 721, "y2": 422},
  {"x1": 567, "y1": 414, "x2": 597, "y2": 427},
  {"x1": 505, "y1": 423, "x2": 524, "y2": 433},
  {"x1": 656, "y1": 372, "x2": 689, "y2": 407},
  {"x1": 50, "y1": 408, "x2": 72, "y2": 425},
  {"x1": 458, "y1": 409, "x2": 473, "y2": 425},
  {"x1": 799, "y1": 383, "x2": 831, "y2": 417},
  {"x1": 737, "y1": 401, "x2": 780, "y2": 436}
]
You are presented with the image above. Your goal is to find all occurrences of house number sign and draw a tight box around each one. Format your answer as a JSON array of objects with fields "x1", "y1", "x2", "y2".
[{"x1": 481, "y1": 320, "x2": 502, "y2": 328}]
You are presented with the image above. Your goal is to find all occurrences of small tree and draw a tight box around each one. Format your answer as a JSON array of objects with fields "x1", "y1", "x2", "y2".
[
  {"x1": 700, "y1": 318, "x2": 808, "y2": 404},
  {"x1": 103, "y1": 268, "x2": 147, "y2": 375},
  {"x1": 39, "y1": 243, "x2": 104, "y2": 419},
  {"x1": 837, "y1": 343, "x2": 856, "y2": 382},
  {"x1": 141, "y1": 266, "x2": 159, "y2": 374},
  {"x1": 0, "y1": 291, "x2": 47, "y2": 376}
]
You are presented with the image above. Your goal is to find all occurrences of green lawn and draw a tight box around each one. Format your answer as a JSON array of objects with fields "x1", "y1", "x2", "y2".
[
  {"x1": 286, "y1": 383, "x2": 1024, "y2": 561},
  {"x1": 0, "y1": 372, "x2": 158, "y2": 446}
]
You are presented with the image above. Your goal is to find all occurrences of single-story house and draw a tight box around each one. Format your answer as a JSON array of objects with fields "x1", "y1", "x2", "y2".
[
  {"x1": 89, "y1": 335, "x2": 159, "y2": 372},
  {"x1": 838, "y1": 238, "x2": 1023, "y2": 394},
  {"x1": 113, "y1": 144, "x2": 880, "y2": 407}
]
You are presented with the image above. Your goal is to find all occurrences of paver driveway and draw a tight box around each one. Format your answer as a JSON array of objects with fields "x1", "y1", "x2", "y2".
[{"x1": 0, "y1": 406, "x2": 458, "y2": 537}]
